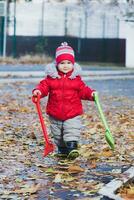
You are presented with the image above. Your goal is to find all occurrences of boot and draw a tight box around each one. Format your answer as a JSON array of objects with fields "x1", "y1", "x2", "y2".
[
  {"x1": 57, "y1": 146, "x2": 68, "y2": 158},
  {"x1": 66, "y1": 141, "x2": 79, "y2": 159}
]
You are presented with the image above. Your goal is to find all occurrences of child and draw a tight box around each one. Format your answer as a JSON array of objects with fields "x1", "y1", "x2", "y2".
[{"x1": 32, "y1": 42, "x2": 96, "y2": 159}]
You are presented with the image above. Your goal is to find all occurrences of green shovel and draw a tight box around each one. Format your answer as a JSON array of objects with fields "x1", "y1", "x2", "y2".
[{"x1": 94, "y1": 92, "x2": 115, "y2": 150}]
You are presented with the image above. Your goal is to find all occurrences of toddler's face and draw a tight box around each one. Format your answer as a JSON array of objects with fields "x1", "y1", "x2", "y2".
[{"x1": 57, "y1": 60, "x2": 73, "y2": 74}]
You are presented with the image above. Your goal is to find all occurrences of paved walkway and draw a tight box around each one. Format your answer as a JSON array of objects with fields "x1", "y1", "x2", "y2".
[{"x1": 0, "y1": 64, "x2": 134, "y2": 81}]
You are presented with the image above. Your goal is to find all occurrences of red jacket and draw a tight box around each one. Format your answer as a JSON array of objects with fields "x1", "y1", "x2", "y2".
[{"x1": 33, "y1": 63, "x2": 95, "y2": 121}]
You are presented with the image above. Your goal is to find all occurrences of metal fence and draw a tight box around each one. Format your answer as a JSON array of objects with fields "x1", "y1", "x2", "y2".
[
  {"x1": 1, "y1": 1, "x2": 125, "y2": 63},
  {"x1": 8, "y1": 2, "x2": 120, "y2": 38}
]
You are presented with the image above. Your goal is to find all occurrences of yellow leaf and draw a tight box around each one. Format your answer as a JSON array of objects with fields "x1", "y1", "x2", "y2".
[
  {"x1": 53, "y1": 173, "x2": 75, "y2": 183},
  {"x1": 45, "y1": 167, "x2": 55, "y2": 173},
  {"x1": 68, "y1": 165, "x2": 85, "y2": 173},
  {"x1": 53, "y1": 174, "x2": 62, "y2": 183},
  {"x1": 19, "y1": 107, "x2": 30, "y2": 113},
  {"x1": 14, "y1": 184, "x2": 40, "y2": 194},
  {"x1": 127, "y1": 187, "x2": 134, "y2": 196},
  {"x1": 100, "y1": 148, "x2": 113, "y2": 157}
]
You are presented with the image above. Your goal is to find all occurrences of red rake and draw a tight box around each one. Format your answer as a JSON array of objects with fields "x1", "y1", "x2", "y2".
[{"x1": 32, "y1": 95, "x2": 55, "y2": 157}]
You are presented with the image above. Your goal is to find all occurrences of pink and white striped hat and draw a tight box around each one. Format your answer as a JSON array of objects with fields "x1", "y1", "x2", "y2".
[{"x1": 55, "y1": 42, "x2": 75, "y2": 65}]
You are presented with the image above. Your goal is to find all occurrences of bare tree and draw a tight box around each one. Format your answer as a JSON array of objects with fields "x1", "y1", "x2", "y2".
[{"x1": 79, "y1": 0, "x2": 134, "y2": 20}]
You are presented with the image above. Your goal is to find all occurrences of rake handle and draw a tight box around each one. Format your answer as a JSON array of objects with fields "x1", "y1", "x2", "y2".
[{"x1": 32, "y1": 95, "x2": 51, "y2": 144}]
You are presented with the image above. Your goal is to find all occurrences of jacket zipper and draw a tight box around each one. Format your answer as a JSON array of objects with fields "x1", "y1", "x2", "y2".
[{"x1": 62, "y1": 74, "x2": 66, "y2": 120}]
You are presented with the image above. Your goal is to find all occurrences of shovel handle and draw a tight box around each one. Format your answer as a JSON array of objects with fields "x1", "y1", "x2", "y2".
[
  {"x1": 94, "y1": 92, "x2": 115, "y2": 150},
  {"x1": 94, "y1": 92, "x2": 109, "y2": 131}
]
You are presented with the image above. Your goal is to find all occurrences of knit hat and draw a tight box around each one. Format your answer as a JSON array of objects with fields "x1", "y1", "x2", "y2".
[{"x1": 55, "y1": 42, "x2": 75, "y2": 65}]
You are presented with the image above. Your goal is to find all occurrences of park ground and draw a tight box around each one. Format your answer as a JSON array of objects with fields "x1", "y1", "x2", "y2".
[{"x1": 0, "y1": 64, "x2": 134, "y2": 199}]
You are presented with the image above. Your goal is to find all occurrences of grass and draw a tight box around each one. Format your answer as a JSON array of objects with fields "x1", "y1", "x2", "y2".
[
  {"x1": 0, "y1": 55, "x2": 126, "y2": 68},
  {"x1": 0, "y1": 54, "x2": 53, "y2": 65}
]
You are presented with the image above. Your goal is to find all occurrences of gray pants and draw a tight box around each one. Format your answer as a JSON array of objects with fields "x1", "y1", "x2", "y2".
[{"x1": 49, "y1": 116, "x2": 82, "y2": 147}]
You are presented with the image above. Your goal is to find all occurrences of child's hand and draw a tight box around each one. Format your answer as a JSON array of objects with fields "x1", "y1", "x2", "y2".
[
  {"x1": 33, "y1": 89, "x2": 41, "y2": 97},
  {"x1": 92, "y1": 91, "x2": 98, "y2": 100},
  {"x1": 32, "y1": 90, "x2": 41, "y2": 103}
]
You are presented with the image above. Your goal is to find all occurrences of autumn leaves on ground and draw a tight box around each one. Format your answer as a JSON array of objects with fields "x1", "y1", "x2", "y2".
[{"x1": 0, "y1": 81, "x2": 133, "y2": 199}]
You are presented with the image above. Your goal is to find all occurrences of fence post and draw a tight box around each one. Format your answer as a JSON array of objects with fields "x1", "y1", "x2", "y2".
[
  {"x1": 64, "y1": 6, "x2": 68, "y2": 36},
  {"x1": 84, "y1": 10, "x2": 88, "y2": 38},
  {"x1": 13, "y1": 0, "x2": 16, "y2": 58},
  {"x1": 0, "y1": 16, "x2": 4, "y2": 55},
  {"x1": 41, "y1": 0, "x2": 45, "y2": 36},
  {"x1": 77, "y1": 17, "x2": 82, "y2": 54},
  {"x1": 116, "y1": 18, "x2": 120, "y2": 38},
  {"x1": 102, "y1": 14, "x2": 106, "y2": 62},
  {"x1": 3, "y1": 0, "x2": 7, "y2": 58},
  {"x1": 102, "y1": 13, "x2": 105, "y2": 38}
]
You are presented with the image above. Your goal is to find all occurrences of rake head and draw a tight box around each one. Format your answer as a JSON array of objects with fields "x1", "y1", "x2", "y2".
[
  {"x1": 44, "y1": 142, "x2": 55, "y2": 157},
  {"x1": 105, "y1": 129, "x2": 115, "y2": 151}
]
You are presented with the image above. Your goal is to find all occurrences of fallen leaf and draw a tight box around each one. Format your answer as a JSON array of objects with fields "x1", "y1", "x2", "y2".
[
  {"x1": 68, "y1": 165, "x2": 85, "y2": 173},
  {"x1": 100, "y1": 148, "x2": 113, "y2": 157},
  {"x1": 53, "y1": 173, "x2": 75, "y2": 183},
  {"x1": 53, "y1": 174, "x2": 62, "y2": 183},
  {"x1": 3, "y1": 184, "x2": 40, "y2": 195},
  {"x1": 13, "y1": 184, "x2": 40, "y2": 194}
]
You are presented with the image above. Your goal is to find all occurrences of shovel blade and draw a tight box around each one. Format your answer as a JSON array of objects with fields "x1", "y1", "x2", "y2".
[
  {"x1": 44, "y1": 143, "x2": 55, "y2": 157},
  {"x1": 105, "y1": 129, "x2": 115, "y2": 150}
]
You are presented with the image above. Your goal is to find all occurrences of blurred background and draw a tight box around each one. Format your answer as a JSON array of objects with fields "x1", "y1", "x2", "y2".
[
  {"x1": 0, "y1": 3, "x2": 134, "y2": 200},
  {"x1": 0, "y1": 0, "x2": 134, "y2": 67}
]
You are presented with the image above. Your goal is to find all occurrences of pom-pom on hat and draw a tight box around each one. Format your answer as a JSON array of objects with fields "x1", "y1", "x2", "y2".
[{"x1": 55, "y1": 42, "x2": 75, "y2": 65}]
